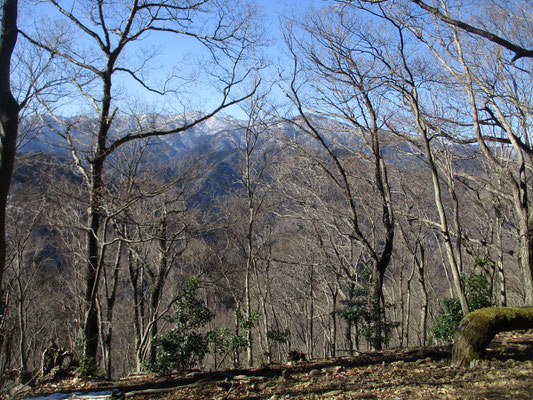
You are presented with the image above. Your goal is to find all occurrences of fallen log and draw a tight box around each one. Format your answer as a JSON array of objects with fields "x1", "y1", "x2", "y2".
[{"x1": 452, "y1": 306, "x2": 533, "y2": 367}]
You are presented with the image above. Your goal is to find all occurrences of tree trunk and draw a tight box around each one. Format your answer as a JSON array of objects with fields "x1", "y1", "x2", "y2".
[
  {"x1": 417, "y1": 248, "x2": 429, "y2": 346},
  {"x1": 419, "y1": 109, "x2": 469, "y2": 315},
  {"x1": 371, "y1": 266, "x2": 385, "y2": 350},
  {"x1": 260, "y1": 296, "x2": 271, "y2": 364},
  {"x1": 82, "y1": 52, "x2": 115, "y2": 368},
  {"x1": 307, "y1": 264, "x2": 314, "y2": 359},
  {"x1": 0, "y1": 0, "x2": 20, "y2": 316},
  {"x1": 518, "y1": 203, "x2": 533, "y2": 304},
  {"x1": 495, "y1": 213, "x2": 507, "y2": 307},
  {"x1": 149, "y1": 213, "x2": 168, "y2": 366},
  {"x1": 404, "y1": 261, "x2": 414, "y2": 348},
  {"x1": 345, "y1": 320, "x2": 354, "y2": 355},
  {"x1": 331, "y1": 289, "x2": 337, "y2": 358},
  {"x1": 452, "y1": 307, "x2": 533, "y2": 366},
  {"x1": 233, "y1": 306, "x2": 241, "y2": 367},
  {"x1": 127, "y1": 246, "x2": 143, "y2": 372},
  {"x1": 83, "y1": 161, "x2": 104, "y2": 366},
  {"x1": 102, "y1": 241, "x2": 122, "y2": 379},
  {"x1": 245, "y1": 204, "x2": 253, "y2": 367},
  {"x1": 17, "y1": 274, "x2": 27, "y2": 373}
]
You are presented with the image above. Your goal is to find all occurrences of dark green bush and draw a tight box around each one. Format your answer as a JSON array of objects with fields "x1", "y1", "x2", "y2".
[
  {"x1": 431, "y1": 298, "x2": 463, "y2": 342},
  {"x1": 75, "y1": 356, "x2": 100, "y2": 378},
  {"x1": 146, "y1": 278, "x2": 212, "y2": 373},
  {"x1": 463, "y1": 270, "x2": 492, "y2": 311},
  {"x1": 339, "y1": 272, "x2": 399, "y2": 349},
  {"x1": 432, "y1": 269, "x2": 493, "y2": 343},
  {"x1": 146, "y1": 278, "x2": 259, "y2": 373},
  {"x1": 207, "y1": 309, "x2": 258, "y2": 368},
  {"x1": 267, "y1": 327, "x2": 290, "y2": 344}
]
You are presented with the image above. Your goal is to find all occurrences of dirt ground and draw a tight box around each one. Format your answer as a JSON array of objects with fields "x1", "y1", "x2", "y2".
[{"x1": 23, "y1": 331, "x2": 533, "y2": 400}]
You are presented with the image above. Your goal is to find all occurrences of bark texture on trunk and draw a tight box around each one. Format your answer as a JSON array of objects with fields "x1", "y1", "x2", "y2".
[
  {"x1": 0, "y1": 0, "x2": 19, "y2": 302},
  {"x1": 452, "y1": 307, "x2": 533, "y2": 367}
]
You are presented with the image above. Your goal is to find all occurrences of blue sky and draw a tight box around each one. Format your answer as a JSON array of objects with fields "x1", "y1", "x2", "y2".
[
  {"x1": 125, "y1": 0, "x2": 324, "y2": 119},
  {"x1": 18, "y1": 0, "x2": 325, "y2": 119}
]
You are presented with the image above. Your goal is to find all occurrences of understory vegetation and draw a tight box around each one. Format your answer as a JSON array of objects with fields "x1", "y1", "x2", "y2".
[{"x1": 1, "y1": 0, "x2": 532, "y2": 392}]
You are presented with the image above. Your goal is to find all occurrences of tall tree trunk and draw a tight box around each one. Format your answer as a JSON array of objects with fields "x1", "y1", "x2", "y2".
[
  {"x1": 371, "y1": 265, "x2": 385, "y2": 350},
  {"x1": 413, "y1": 97, "x2": 469, "y2": 314},
  {"x1": 453, "y1": 33, "x2": 532, "y2": 306},
  {"x1": 417, "y1": 247, "x2": 429, "y2": 346},
  {"x1": 307, "y1": 264, "x2": 314, "y2": 359},
  {"x1": 83, "y1": 158, "x2": 104, "y2": 365},
  {"x1": 102, "y1": 241, "x2": 122, "y2": 379},
  {"x1": 495, "y1": 214, "x2": 507, "y2": 306},
  {"x1": 260, "y1": 296, "x2": 271, "y2": 364},
  {"x1": 370, "y1": 192, "x2": 394, "y2": 351},
  {"x1": 127, "y1": 246, "x2": 143, "y2": 372},
  {"x1": 245, "y1": 204, "x2": 253, "y2": 367},
  {"x1": 17, "y1": 275, "x2": 26, "y2": 373},
  {"x1": 0, "y1": 0, "x2": 20, "y2": 321},
  {"x1": 343, "y1": 282, "x2": 355, "y2": 355},
  {"x1": 404, "y1": 259, "x2": 415, "y2": 348},
  {"x1": 516, "y1": 174, "x2": 533, "y2": 304},
  {"x1": 331, "y1": 288, "x2": 337, "y2": 358},
  {"x1": 233, "y1": 305, "x2": 241, "y2": 367},
  {"x1": 83, "y1": 61, "x2": 114, "y2": 368},
  {"x1": 149, "y1": 212, "x2": 168, "y2": 365}
]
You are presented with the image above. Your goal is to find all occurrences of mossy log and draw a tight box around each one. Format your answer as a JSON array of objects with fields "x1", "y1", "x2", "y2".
[{"x1": 452, "y1": 307, "x2": 533, "y2": 367}]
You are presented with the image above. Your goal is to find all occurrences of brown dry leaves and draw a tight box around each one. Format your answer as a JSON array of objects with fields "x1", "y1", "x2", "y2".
[
  {"x1": 137, "y1": 357, "x2": 532, "y2": 400},
  {"x1": 29, "y1": 332, "x2": 533, "y2": 400}
]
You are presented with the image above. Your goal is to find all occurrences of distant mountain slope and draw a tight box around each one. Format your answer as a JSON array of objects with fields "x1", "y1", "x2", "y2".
[
  {"x1": 16, "y1": 113, "x2": 481, "y2": 198},
  {"x1": 19, "y1": 114, "x2": 251, "y2": 159}
]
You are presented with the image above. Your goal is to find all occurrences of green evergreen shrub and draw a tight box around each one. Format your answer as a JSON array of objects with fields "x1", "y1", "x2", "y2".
[
  {"x1": 207, "y1": 309, "x2": 258, "y2": 368},
  {"x1": 75, "y1": 356, "x2": 100, "y2": 378},
  {"x1": 431, "y1": 298, "x2": 463, "y2": 342},
  {"x1": 339, "y1": 269, "x2": 399, "y2": 348},
  {"x1": 432, "y1": 267, "x2": 493, "y2": 343},
  {"x1": 146, "y1": 278, "x2": 212, "y2": 373},
  {"x1": 146, "y1": 278, "x2": 260, "y2": 373}
]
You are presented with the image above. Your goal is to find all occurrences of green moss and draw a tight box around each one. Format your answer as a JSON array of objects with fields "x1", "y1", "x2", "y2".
[
  {"x1": 467, "y1": 307, "x2": 533, "y2": 332},
  {"x1": 453, "y1": 307, "x2": 533, "y2": 366}
]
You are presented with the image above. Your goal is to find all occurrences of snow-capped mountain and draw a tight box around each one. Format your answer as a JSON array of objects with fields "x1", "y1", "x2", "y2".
[
  {"x1": 18, "y1": 112, "x2": 472, "y2": 175},
  {"x1": 18, "y1": 111, "x2": 377, "y2": 159},
  {"x1": 14, "y1": 112, "x2": 480, "y2": 213},
  {"x1": 19, "y1": 113, "x2": 253, "y2": 158}
]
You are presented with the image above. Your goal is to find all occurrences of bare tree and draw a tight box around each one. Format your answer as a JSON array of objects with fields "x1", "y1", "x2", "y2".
[
  {"x1": 120, "y1": 154, "x2": 204, "y2": 371},
  {"x1": 383, "y1": 15, "x2": 470, "y2": 313},
  {"x1": 20, "y1": 0, "x2": 263, "y2": 369},
  {"x1": 369, "y1": 0, "x2": 533, "y2": 61},
  {"x1": 1, "y1": 0, "x2": 58, "y2": 309},
  {"x1": 277, "y1": 9, "x2": 398, "y2": 349},
  {"x1": 380, "y1": 0, "x2": 533, "y2": 304},
  {"x1": 333, "y1": 0, "x2": 533, "y2": 308},
  {"x1": 231, "y1": 91, "x2": 275, "y2": 367}
]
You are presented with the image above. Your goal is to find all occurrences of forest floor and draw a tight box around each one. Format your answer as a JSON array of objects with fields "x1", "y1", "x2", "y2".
[{"x1": 20, "y1": 331, "x2": 533, "y2": 400}]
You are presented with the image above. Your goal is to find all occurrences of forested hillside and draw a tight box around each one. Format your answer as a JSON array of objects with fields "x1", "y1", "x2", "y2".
[{"x1": 1, "y1": 0, "x2": 532, "y2": 393}]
